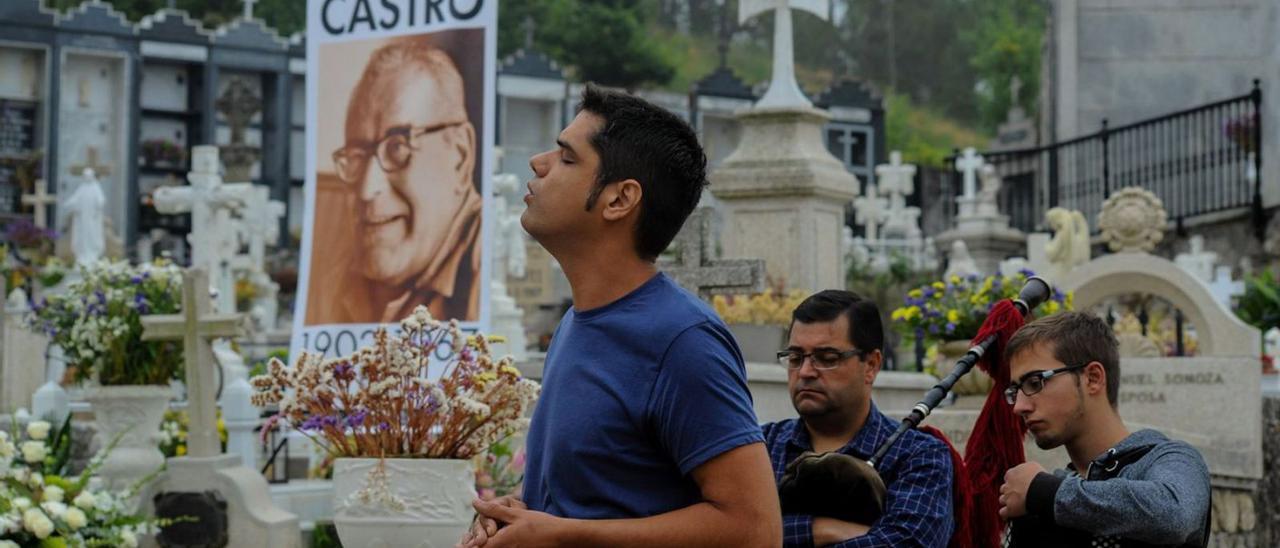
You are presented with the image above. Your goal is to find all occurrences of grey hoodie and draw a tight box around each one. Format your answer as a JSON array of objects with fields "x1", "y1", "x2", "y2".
[{"x1": 1007, "y1": 429, "x2": 1211, "y2": 547}]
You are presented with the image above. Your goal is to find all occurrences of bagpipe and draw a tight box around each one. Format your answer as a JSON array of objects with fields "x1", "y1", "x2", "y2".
[{"x1": 778, "y1": 276, "x2": 1052, "y2": 541}]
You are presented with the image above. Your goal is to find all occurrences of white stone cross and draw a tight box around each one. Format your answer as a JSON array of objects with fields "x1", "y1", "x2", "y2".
[
  {"x1": 853, "y1": 183, "x2": 888, "y2": 242},
  {"x1": 20, "y1": 179, "x2": 55, "y2": 229},
  {"x1": 876, "y1": 151, "x2": 916, "y2": 211},
  {"x1": 659, "y1": 208, "x2": 766, "y2": 298},
  {"x1": 155, "y1": 146, "x2": 251, "y2": 313},
  {"x1": 1174, "y1": 235, "x2": 1217, "y2": 283},
  {"x1": 1206, "y1": 265, "x2": 1244, "y2": 308},
  {"x1": 142, "y1": 268, "x2": 243, "y2": 458},
  {"x1": 242, "y1": 0, "x2": 257, "y2": 19},
  {"x1": 955, "y1": 147, "x2": 984, "y2": 199},
  {"x1": 739, "y1": 0, "x2": 830, "y2": 109}
]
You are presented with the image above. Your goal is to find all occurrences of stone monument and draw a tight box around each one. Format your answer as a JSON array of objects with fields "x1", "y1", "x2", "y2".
[
  {"x1": 489, "y1": 170, "x2": 530, "y2": 361},
  {"x1": 1174, "y1": 235, "x2": 1217, "y2": 283},
  {"x1": 141, "y1": 268, "x2": 299, "y2": 547},
  {"x1": 215, "y1": 77, "x2": 262, "y2": 183},
  {"x1": 710, "y1": 0, "x2": 858, "y2": 292},
  {"x1": 659, "y1": 208, "x2": 766, "y2": 299},
  {"x1": 943, "y1": 240, "x2": 980, "y2": 280},
  {"x1": 1043, "y1": 207, "x2": 1090, "y2": 282},
  {"x1": 1, "y1": 289, "x2": 47, "y2": 413},
  {"x1": 935, "y1": 153, "x2": 1024, "y2": 275},
  {"x1": 1096, "y1": 187, "x2": 1167, "y2": 253}
]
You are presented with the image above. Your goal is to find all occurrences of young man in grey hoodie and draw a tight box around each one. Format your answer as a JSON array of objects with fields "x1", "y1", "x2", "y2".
[{"x1": 997, "y1": 311, "x2": 1211, "y2": 547}]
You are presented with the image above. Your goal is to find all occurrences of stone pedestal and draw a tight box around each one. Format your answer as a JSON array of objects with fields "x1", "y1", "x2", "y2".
[
  {"x1": 489, "y1": 288, "x2": 528, "y2": 362},
  {"x1": 710, "y1": 106, "x2": 858, "y2": 292},
  {"x1": 935, "y1": 218, "x2": 1026, "y2": 276},
  {"x1": 158, "y1": 455, "x2": 301, "y2": 548}
]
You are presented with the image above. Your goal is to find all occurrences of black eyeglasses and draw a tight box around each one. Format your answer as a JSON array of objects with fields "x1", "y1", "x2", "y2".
[
  {"x1": 776, "y1": 349, "x2": 865, "y2": 370},
  {"x1": 331, "y1": 121, "x2": 466, "y2": 183},
  {"x1": 1003, "y1": 364, "x2": 1088, "y2": 405}
]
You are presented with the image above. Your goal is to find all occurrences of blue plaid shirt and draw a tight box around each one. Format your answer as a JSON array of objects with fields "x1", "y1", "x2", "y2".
[{"x1": 763, "y1": 403, "x2": 954, "y2": 548}]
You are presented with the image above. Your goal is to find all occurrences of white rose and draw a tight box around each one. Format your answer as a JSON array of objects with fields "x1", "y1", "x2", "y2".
[
  {"x1": 120, "y1": 529, "x2": 138, "y2": 547},
  {"x1": 64, "y1": 507, "x2": 87, "y2": 530},
  {"x1": 73, "y1": 490, "x2": 96, "y2": 510},
  {"x1": 42, "y1": 485, "x2": 64, "y2": 503},
  {"x1": 21, "y1": 508, "x2": 53, "y2": 539},
  {"x1": 12, "y1": 497, "x2": 31, "y2": 510},
  {"x1": 40, "y1": 501, "x2": 67, "y2": 519},
  {"x1": 20, "y1": 441, "x2": 46, "y2": 464},
  {"x1": 26, "y1": 421, "x2": 51, "y2": 441},
  {"x1": 0, "y1": 540, "x2": 18, "y2": 548}
]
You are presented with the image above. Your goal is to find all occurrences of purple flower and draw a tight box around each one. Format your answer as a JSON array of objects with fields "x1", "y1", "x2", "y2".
[
  {"x1": 928, "y1": 325, "x2": 940, "y2": 335},
  {"x1": 299, "y1": 415, "x2": 324, "y2": 431},
  {"x1": 130, "y1": 275, "x2": 143, "y2": 284},
  {"x1": 1018, "y1": 268, "x2": 1036, "y2": 278},
  {"x1": 378, "y1": 422, "x2": 390, "y2": 431},
  {"x1": 945, "y1": 323, "x2": 956, "y2": 333},
  {"x1": 345, "y1": 410, "x2": 368, "y2": 427}
]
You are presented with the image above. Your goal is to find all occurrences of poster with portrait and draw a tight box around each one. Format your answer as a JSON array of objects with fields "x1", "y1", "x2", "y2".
[{"x1": 293, "y1": 0, "x2": 494, "y2": 359}]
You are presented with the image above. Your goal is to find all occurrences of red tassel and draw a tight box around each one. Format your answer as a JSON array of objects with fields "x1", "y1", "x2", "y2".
[{"x1": 962, "y1": 300, "x2": 1030, "y2": 547}]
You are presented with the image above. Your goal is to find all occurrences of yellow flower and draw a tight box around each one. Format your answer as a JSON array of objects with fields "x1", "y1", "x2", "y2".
[
  {"x1": 932, "y1": 282, "x2": 946, "y2": 291},
  {"x1": 176, "y1": 445, "x2": 187, "y2": 456},
  {"x1": 908, "y1": 289, "x2": 923, "y2": 299},
  {"x1": 1044, "y1": 301, "x2": 1061, "y2": 314},
  {"x1": 891, "y1": 308, "x2": 907, "y2": 321},
  {"x1": 906, "y1": 306, "x2": 921, "y2": 320},
  {"x1": 946, "y1": 309, "x2": 960, "y2": 324},
  {"x1": 949, "y1": 276, "x2": 962, "y2": 285}
]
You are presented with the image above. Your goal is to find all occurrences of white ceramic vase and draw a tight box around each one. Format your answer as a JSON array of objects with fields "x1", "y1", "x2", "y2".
[
  {"x1": 83, "y1": 385, "x2": 172, "y2": 491},
  {"x1": 333, "y1": 458, "x2": 477, "y2": 548}
]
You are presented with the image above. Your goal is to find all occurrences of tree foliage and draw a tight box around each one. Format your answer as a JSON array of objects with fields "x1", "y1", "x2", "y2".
[{"x1": 499, "y1": 0, "x2": 674, "y2": 90}]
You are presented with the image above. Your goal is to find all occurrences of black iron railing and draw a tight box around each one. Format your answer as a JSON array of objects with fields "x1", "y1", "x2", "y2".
[{"x1": 946, "y1": 81, "x2": 1264, "y2": 239}]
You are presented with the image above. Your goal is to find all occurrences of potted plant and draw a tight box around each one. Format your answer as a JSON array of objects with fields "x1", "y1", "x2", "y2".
[
  {"x1": 891, "y1": 270, "x2": 1072, "y2": 395},
  {"x1": 140, "y1": 139, "x2": 187, "y2": 169},
  {"x1": 712, "y1": 285, "x2": 809, "y2": 364},
  {"x1": 250, "y1": 305, "x2": 540, "y2": 547},
  {"x1": 27, "y1": 260, "x2": 185, "y2": 490},
  {"x1": 0, "y1": 417, "x2": 173, "y2": 546}
]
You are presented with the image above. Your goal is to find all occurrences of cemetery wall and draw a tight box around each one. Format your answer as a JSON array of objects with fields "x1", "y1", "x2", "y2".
[{"x1": 1050, "y1": 0, "x2": 1280, "y2": 208}]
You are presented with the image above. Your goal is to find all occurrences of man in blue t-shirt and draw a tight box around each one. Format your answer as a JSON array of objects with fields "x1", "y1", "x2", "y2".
[{"x1": 460, "y1": 85, "x2": 781, "y2": 547}]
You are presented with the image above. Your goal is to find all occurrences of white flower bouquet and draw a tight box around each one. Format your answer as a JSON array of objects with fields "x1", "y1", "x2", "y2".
[
  {"x1": 0, "y1": 418, "x2": 168, "y2": 546},
  {"x1": 27, "y1": 260, "x2": 184, "y2": 385}
]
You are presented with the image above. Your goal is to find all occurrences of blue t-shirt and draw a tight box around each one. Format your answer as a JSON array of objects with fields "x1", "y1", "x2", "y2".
[{"x1": 521, "y1": 273, "x2": 764, "y2": 519}]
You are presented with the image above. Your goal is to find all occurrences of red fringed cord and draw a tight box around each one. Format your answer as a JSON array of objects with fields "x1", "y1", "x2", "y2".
[
  {"x1": 918, "y1": 425, "x2": 973, "y2": 548},
  {"x1": 962, "y1": 299, "x2": 1031, "y2": 547}
]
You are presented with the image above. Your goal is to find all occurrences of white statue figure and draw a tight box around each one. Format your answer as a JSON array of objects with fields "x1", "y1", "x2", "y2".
[
  {"x1": 976, "y1": 165, "x2": 1002, "y2": 217},
  {"x1": 58, "y1": 168, "x2": 107, "y2": 267},
  {"x1": 1043, "y1": 207, "x2": 1091, "y2": 281},
  {"x1": 944, "y1": 240, "x2": 981, "y2": 279},
  {"x1": 1265, "y1": 327, "x2": 1280, "y2": 367}
]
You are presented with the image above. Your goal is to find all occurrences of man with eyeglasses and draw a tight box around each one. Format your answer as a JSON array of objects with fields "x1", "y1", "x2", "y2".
[
  {"x1": 999, "y1": 311, "x2": 1210, "y2": 547},
  {"x1": 308, "y1": 38, "x2": 481, "y2": 325},
  {"x1": 762, "y1": 290, "x2": 954, "y2": 547}
]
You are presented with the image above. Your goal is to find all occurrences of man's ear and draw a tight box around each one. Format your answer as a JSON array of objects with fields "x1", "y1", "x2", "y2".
[
  {"x1": 864, "y1": 349, "x2": 883, "y2": 384},
  {"x1": 600, "y1": 179, "x2": 642, "y2": 222},
  {"x1": 448, "y1": 122, "x2": 476, "y2": 194},
  {"x1": 1084, "y1": 361, "x2": 1107, "y2": 397}
]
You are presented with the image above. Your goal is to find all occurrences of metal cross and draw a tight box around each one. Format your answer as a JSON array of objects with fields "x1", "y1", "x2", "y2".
[{"x1": 142, "y1": 268, "x2": 244, "y2": 458}]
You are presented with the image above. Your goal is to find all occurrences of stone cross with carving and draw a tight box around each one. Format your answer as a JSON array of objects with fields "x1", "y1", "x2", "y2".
[
  {"x1": 142, "y1": 268, "x2": 243, "y2": 458},
  {"x1": 20, "y1": 179, "x2": 55, "y2": 229},
  {"x1": 739, "y1": 0, "x2": 830, "y2": 109},
  {"x1": 955, "y1": 147, "x2": 984, "y2": 199},
  {"x1": 875, "y1": 151, "x2": 916, "y2": 211},
  {"x1": 154, "y1": 146, "x2": 251, "y2": 313},
  {"x1": 659, "y1": 208, "x2": 766, "y2": 298},
  {"x1": 853, "y1": 183, "x2": 888, "y2": 242}
]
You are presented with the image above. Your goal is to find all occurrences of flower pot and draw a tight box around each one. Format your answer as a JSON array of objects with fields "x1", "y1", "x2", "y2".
[
  {"x1": 728, "y1": 324, "x2": 787, "y2": 364},
  {"x1": 937, "y1": 340, "x2": 994, "y2": 396},
  {"x1": 83, "y1": 385, "x2": 172, "y2": 492},
  {"x1": 333, "y1": 458, "x2": 477, "y2": 547}
]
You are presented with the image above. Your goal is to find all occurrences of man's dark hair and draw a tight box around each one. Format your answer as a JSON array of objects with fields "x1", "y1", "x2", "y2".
[
  {"x1": 576, "y1": 84, "x2": 707, "y2": 261},
  {"x1": 1005, "y1": 311, "x2": 1121, "y2": 406},
  {"x1": 790, "y1": 290, "x2": 884, "y2": 354}
]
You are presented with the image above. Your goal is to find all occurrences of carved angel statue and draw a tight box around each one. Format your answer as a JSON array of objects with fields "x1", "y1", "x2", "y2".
[{"x1": 1044, "y1": 207, "x2": 1090, "y2": 280}]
